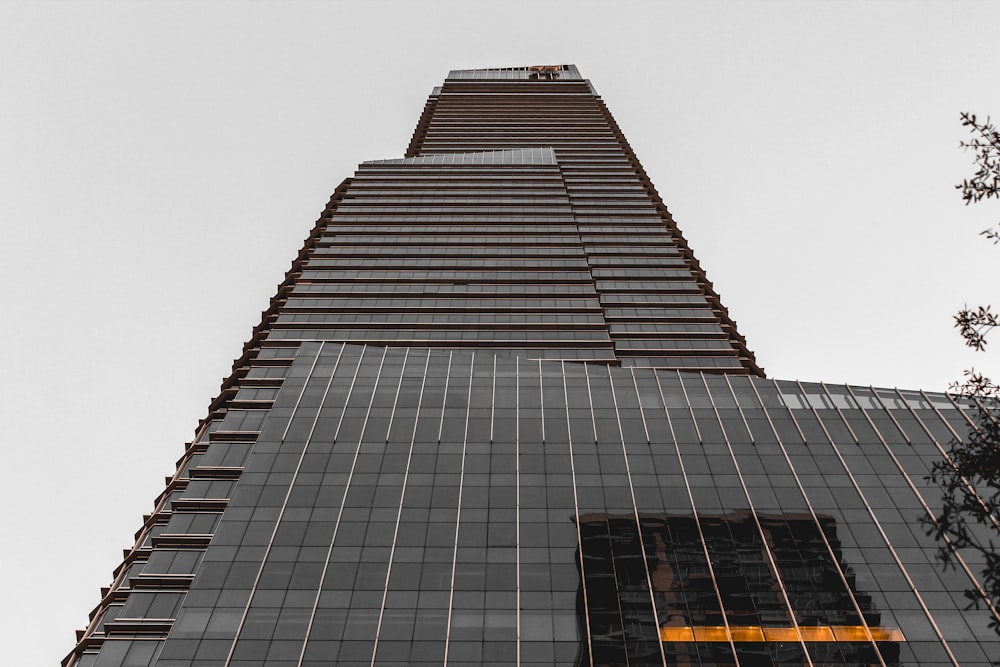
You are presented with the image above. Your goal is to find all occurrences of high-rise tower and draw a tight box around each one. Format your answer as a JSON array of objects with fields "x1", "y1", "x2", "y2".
[{"x1": 67, "y1": 66, "x2": 998, "y2": 667}]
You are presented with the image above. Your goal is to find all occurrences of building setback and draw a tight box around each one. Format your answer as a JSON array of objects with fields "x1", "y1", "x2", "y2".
[{"x1": 67, "y1": 65, "x2": 999, "y2": 667}]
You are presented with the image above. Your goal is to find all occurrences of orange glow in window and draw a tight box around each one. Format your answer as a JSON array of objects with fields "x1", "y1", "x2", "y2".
[{"x1": 659, "y1": 625, "x2": 904, "y2": 643}]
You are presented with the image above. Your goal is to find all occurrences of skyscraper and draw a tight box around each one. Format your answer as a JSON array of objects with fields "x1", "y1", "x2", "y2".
[{"x1": 66, "y1": 65, "x2": 998, "y2": 667}]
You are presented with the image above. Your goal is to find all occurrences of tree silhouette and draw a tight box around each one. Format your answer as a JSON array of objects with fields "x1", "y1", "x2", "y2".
[
  {"x1": 925, "y1": 401, "x2": 1000, "y2": 634},
  {"x1": 957, "y1": 112, "x2": 1000, "y2": 243},
  {"x1": 953, "y1": 112, "x2": 999, "y2": 396},
  {"x1": 923, "y1": 112, "x2": 1000, "y2": 642}
]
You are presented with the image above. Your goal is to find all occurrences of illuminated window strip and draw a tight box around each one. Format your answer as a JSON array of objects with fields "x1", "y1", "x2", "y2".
[{"x1": 659, "y1": 625, "x2": 905, "y2": 643}]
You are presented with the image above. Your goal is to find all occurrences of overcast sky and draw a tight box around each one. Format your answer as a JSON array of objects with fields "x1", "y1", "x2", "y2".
[{"x1": 3, "y1": 1, "x2": 1000, "y2": 664}]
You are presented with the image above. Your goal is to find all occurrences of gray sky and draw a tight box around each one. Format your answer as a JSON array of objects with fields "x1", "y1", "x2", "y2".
[{"x1": 2, "y1": 1, "x2": 999, "y2": 664}]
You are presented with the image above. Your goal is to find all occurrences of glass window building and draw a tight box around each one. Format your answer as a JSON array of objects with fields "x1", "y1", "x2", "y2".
[{"x1": 66, "y1": 65, "x2": 1000, "y2": 667}]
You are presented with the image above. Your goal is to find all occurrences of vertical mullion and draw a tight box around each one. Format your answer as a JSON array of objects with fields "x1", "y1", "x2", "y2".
[
  {"x1": 771, "y1": 379, "x2": 808, "y2": 444},
  {"x1": 918, "y1": 389, "x2": 965, "y2": 441},
  {"x1": 830, "y1": 386, "x2": 1000, "y2": 632},
  {"x1": 630, "y1": 369, "x2": 651, "y2": 444},
  {"x1": 653, "y1": 370, "x2": 740, "y2": 666},
  {"x1": 224, "y1": 341, "x2": 332, "y2": 667},
  {"x1": 902, "y1": 390, "x2": 994, "y2": 501},
  {"x1": 793, "y1": 380, "x2": 836, "y2": 447},
  {"x1": 370, "y1": 349, "x2": 428, "y2": 666},
  {"x1": 945, "y1": 392, "x2": 985, "y2": 433},
  {"x1": 280, "y1": 341, "x2": 330, "y2": 442},
  {"x1": 296, "y1": 345, "x2": 385, "y2": 666},
  {"x1": 608, "y1": 366, "x2": 668, "y2": 667},
  {"x1": 892, "y1": 387, "x2": 940, "y2": 443},
  {"x1": 747, "y1": 379, "x2": 889, "y2": 667},
  {"x1": 437, "y1": 351, "x2": 453, "y2": 444},
  {"x1": 813, "y1": 387, "x2": 961, "y2": 666},
  {"x1": 696, "y1": 373, "x2": 814, "y2": 666},
  {"x1": 490, "y1": 354, "x2": 497, "y2": 444},
  {"x1": 723, "y1": 374, "x2": 754, "y2": 445},
  {"x1": 443, "y1": 352, "x2": 476, "y2": 667},
  {"x1": 841, "y1": 385, "x2": 892, "y2": 448},
  {"x1": 818, "y1": 382, "x2": 859, "y2": 444},
  {"x1": 867, "y1": 386, "x2": 912, "y2": 445},
  {"x1": 562, "y1": 361, "x2": 595, "y2": 667},
  {"x1": 515, "y1": 357, "x2": 521, "y2": 667},
  {"x1": 675, "y1": 370, "x2": 702, "y2": 444},
  {"x1": 333, "y1": 345, "x2": 370, "y2": 442},
  {"x1": 972, "y1": 396, "x2": 1000, "y2": 425},
  {"x1": 921, "y1": 389, "x2": 1000, "y2": 534},
  {"x1": 583, "y1": 363, "x2": 598, "y2": 444},
  {"x1": 383, "y1": 348, "x2": 410, "y2": 443},
  {"x1": 538, "y1": 358, "x2": 546, "y2": 444}
]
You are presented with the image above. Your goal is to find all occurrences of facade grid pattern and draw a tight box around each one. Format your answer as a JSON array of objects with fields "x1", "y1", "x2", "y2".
[{"x1": 66, "y1": 65, "x2": 1000, "y2": 667}]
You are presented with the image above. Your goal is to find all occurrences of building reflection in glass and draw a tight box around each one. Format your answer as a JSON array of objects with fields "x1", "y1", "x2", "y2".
[{"x1": 575, "y1": 512, "x2": 902, "y2": 666}]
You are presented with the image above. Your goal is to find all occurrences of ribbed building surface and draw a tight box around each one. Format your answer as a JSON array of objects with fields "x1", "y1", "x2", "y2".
[
  {"x1": 67, "y1": 66, "x2": 999, "y2": 667},
  {"x1": 289, "y1": 63, "x2": 760, "y2": 373}
]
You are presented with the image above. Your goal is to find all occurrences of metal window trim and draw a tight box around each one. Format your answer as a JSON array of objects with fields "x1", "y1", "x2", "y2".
[
  {"x1": 225, "y1": 341, "x2": 345, "y2": 667},
  {"x1": 370, "y1": 349, "x2": 429, "y2": 666},
  {"x1": 608, "y1": 365, "x2": 669, "y2": 667},
  {"x1": 675, "y1": 370, "x2": 703, "y2": 445},
  {"x1": 652, "y1": 369, "x2": 740, "y2": 665},
  {"x1": 629, "y1": 368, "x2": 652, "y2": 444},
  {"x1": 701, "y1": 373, "x2": 816, "y2": 665},
  {"x1": 722, "y1": 374, "x2": 755, "y2": 445},
  {"x1": 442, "y1": 351, "x2": 477, "y2": 666},
  {"x1": 809, "y1": 387, "x2": 960, "y2": 666},
  {"x1": 856, "y1": 389, "x2": 1000, "y2": 633},
  {"x1": 561, "y1": 360, "x2": 596, "y2": 667},
  {"x1": 748, "y1": 378, "x2": 892, "y2": 666},
  {"x1": 817, "y1": 381, "x2": 860, "y2": 445}
]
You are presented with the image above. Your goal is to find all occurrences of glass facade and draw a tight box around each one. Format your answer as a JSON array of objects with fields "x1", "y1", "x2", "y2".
[{"x1": 66, "y1": 65, "x2": 999, "y2": 666}]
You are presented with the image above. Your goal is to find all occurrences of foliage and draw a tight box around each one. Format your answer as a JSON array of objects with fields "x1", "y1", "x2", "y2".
[
  {"x1": 925, "y1": 403, "x2": 1000, "y2": 633},
  {"x1": 953, "y1": 113, "x2": 999, "y2": 388},
  {"x1": 951, "y1": 112, "x2": 999, "y2": 390},
  {"x1": 923, "y1": 112, "x2": 1000, "y2": 643},
  {"x1": 955, "y1": 305, "x2": 1000, "y2": 352},
  {"x1": 951, "y1": 368, "x2": 1000, "y2": 400},
  {"x1": 957, "y1": 112, "x2": 1000, "y2": 244}
]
